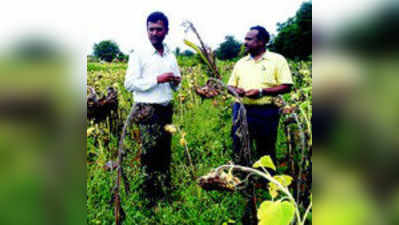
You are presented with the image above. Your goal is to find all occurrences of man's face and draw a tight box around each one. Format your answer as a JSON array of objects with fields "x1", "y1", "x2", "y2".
[
  {"x1": 244, "y1": 30, "x2": 262, "y2": 53},
  {"x1": 147, "y1": 20, "x2": 168, "y2": 46}
]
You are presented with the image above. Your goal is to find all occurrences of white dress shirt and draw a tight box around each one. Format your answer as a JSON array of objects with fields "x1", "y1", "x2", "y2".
[{"x1": 124, "y1": 42, "x2": 181, "y2": 104}]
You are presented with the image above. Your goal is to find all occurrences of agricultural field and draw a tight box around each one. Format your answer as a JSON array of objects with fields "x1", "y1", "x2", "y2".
[{"x1": 86, "y1": 56, "x2": 312, "y2": 225}]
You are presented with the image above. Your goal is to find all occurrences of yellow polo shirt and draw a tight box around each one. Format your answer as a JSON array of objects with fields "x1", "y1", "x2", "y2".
[{"x1": 227, "y1": 51, "x2": 293, "y2": 105}]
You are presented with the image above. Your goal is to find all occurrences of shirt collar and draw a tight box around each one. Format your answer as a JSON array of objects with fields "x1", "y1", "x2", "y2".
[
  {"x1": 151, "y1": 43, "x2": 170, "y2": 56},
  {"x1": 246, "y1": 50, "x2": 271, "y2": 61}
]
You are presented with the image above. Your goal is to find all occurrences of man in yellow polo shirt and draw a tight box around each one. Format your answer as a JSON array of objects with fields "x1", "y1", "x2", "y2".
[{"x1": 228, "y1": 25, "x2": 293, "y2": 165}]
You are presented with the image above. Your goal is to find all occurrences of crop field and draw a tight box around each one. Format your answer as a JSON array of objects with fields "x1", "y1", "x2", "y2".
[{"x1": 86, "y1": 57, "x2": 312, "y2": 225}]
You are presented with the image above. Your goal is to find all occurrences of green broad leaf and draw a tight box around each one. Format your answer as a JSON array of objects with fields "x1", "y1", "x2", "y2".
[
  {"x1": 257, "y1": 201, "x2": 296, "y2": 225},
  {"x1": 269, "y1": 183, "x2": 279, "y2": 198},
  {"x1": 274, "y1": 175, "x2": 293, "y2": 187},
  {"x1": 268, "y1": 175, "x2": 293, "y2": 198},
  {"x1": 252, "y1": 155, "x2": 276, "y2": 171}
]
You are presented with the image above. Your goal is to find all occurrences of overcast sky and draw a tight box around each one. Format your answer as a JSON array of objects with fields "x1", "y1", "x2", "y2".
[
  {"x1": 85, "y1": 0, "x2": 307, "y2": 55},
  {"x1": 0, "y1": 0, "x2": 308, "y2": 55},
  {"x1": 0, "y1": 0, "x2": 382, "y2": 56}
]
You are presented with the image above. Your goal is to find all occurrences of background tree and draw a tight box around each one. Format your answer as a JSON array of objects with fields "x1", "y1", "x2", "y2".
[
  {"x1": 174, "y1": 47, "x2": 181, "y2": 56},
  {"x1": 215, "y1": 35, "x2": 242, "y2": 60},
  {"x1": 270, "y1": 1, "x2": 312, "y2": 60},
  {"x1": 93, "y1": 40, "x2": 121, "y2": 62},
  {"x1": 116, "y1": 52, "x2": 129, "y2": 62},
  {"x1": 182, "y1": 49, "x2": 195, "y2": 57}
]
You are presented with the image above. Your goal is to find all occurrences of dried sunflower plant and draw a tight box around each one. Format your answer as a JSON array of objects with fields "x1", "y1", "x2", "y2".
[{"x1": 198, "y1": 155, "x2": 312, "y2": 225}]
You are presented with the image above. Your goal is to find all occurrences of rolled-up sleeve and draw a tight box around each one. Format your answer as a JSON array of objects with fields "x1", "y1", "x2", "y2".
[
  {"x1": 124, "y1": 52, "x2": 158, "y2": 92},
  {"x1": 277, "y1": 57, "x2": 294, "y2": 85}
]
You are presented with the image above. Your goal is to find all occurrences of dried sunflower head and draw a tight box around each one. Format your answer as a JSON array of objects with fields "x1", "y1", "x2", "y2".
[{"x1": 198, "y1": 169, "x2": 241, "y2": 192}]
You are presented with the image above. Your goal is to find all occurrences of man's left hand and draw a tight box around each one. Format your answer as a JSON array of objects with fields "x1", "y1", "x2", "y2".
[{"x1": 245, "y1": 89, "x2": 261, "y2": 98}]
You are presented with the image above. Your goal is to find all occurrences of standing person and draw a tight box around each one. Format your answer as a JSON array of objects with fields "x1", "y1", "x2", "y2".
[
  {"x1": 124, "y1": 11, "x2": 181, "y2": 207},
  {"x1": 228, "y1": 25, "x2": 293, "y2": 165},
  {"x1": 228, "y1": 25, "x2": 294, "y2": 225}
]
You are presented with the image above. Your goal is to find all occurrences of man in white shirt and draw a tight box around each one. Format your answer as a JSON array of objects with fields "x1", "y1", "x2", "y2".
[{"x1": 124, "y1": 11, "x2": 181, "y2": 207}]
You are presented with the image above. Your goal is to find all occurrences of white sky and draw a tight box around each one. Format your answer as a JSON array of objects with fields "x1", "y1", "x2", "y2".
[
  {"x1": 85, "y1": 0, "x2": 306, "y2": 55},
  {"x1": 0, "y1": 0, "x2": 383, "y2": 56},
  {"x1": 0, "y1": 0, "x2": 307, "y2": 56}
]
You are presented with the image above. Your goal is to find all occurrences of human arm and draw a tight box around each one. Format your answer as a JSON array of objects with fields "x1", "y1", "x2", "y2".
[
  {"x1": 244, "y1": 84, "x2": 292, "y2": 98},
  {"x1": 227, "y1": 85, "x2": 245, "y2": 97},
  {"x1": 245, "y1": 55, "x2": 293, "y2": 98},
  {"x1": 168, "y1": 56, "x2": 181, "y2": 91},
  {"x1": 157, "y1": 72, "x2": 178, "y2": 83}
]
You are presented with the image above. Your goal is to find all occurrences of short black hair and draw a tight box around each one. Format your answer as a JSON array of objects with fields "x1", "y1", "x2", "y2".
[
  {"x1": 250, "y1": 25, "x2": 270, "y2": 44},
  {"x1": 147, "y1": 11, "x2": 169, "y2": 31}
]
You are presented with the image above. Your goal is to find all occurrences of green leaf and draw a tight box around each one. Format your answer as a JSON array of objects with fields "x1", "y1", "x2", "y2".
[
  {"x1": 183, "y1": 39, "x2": 213, "y2": 70},
  {"x1": 268, "y1": 175, "x2": 293, "y2": 198},
  {"x1": 252, "y1": 155, "x2": 276, "y2": 171},
  {"x1": 274, "y1": 175, "x2": 293, "y2": 187},
  {"x1": 257, "y1": 201, "x2": 296, "y2": 225},
  {"x1": 269, "y1": 184, "x2": 279, "y2": 198}
]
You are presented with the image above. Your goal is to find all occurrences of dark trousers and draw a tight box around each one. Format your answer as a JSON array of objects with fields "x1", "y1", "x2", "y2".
[
  {"x1": 232, "y1": 103, "x2": 280, "y2": 225},
  {"x1": 232, "y1": 103, "x2": 280, "y2": 165},
  {"x1": 135, "y1": 103, "x2": 173, "y2": 203}
]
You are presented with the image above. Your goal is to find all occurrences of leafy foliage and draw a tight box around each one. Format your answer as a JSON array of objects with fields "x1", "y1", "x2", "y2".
[
  {"x1": 86, "y1": 57, "x2": 312, "y2": 225},
  {"x1": 253, "y1": 155, "x2": 276, "y2": 171},
  {"x1": 182, "y1": 49, "x2": 194, "y2": 56},
  {"x1": 116, "y1": 52, "x2": 129, "y2": 62},
  {"x1": 258, "y1": 200, "x2": 296, "y2": 225},
  {"x1": 93, "y1": 40, "x2": 122, "y2": 62},
  {"x1": 270, "y1": 1, "x2": 312, "y2": 60},
  {"x1": 216, "y1": 36, "x2": 242, "y2": 60},
  {"x1": 269, "y1": 175, "x2": 293, "y2": 198}
]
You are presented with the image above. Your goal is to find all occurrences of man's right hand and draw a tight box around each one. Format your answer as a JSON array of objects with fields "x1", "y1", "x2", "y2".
[{"x1": 157, "y1": 72, "x2": 176, "y2": 83}]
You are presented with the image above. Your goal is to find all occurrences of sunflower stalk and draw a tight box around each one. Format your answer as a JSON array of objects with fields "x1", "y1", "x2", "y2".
[
  {"x1": 212, "y1": 164, "x2": 312, "y2": 225},
  {"x1": 208, "y1": 78, "x2": 252, "y2": 165},
  {"x1": 110, "y1": 103, "x2": 139, "y2": 225},
  {"x1": 182, "y1": 20, "x2": 221, "y2": 79},
  {"x1": 276, "y1": 95, "x2": 309, "y2": 206}
]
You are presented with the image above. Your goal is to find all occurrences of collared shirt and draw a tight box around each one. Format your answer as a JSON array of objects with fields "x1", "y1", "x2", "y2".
[
  {"x1": 124, "y1": 42, "x2": 181, "y2": 104},
  {"x1": 227, "y1": 50, "x2": 293, "y2": 105}
]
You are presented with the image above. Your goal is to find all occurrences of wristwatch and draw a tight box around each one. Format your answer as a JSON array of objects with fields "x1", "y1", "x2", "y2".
[{"x1": 258, "y1": 88, "x2": 263, "y2": 97}]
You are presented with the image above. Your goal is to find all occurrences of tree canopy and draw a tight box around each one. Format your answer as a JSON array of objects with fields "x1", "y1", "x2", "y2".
[
  {"x1": 215, "y1": 35, "x2": 242, "y2": 60},
  {"x1": 270, "y1": 1, "x2": 312, "y2": 60},
  {"x1": 93, "y1": 40, "x2": 122, "y2": 62}
]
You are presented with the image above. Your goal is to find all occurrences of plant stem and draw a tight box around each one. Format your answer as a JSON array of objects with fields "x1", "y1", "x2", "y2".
[
  {"x1": 299, "y1": 105, "x2": 312, "y2": 143},
  {"x1": 301, "y1": 201, "x2": 312, "y2": 225},
  {"x1": 215, "y1": 164, "x2": 303, "y2": 224}
]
